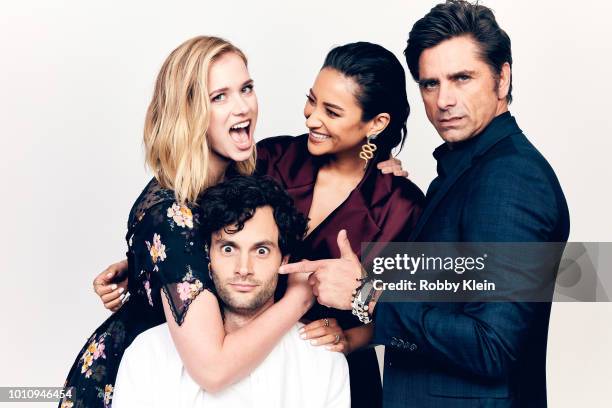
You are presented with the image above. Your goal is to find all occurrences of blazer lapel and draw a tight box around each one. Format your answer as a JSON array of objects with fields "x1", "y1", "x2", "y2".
[
  {"x1": 409, "y1": 112, "x2": 523, "y2": 241},
  {"x1": 409, "y1": 154, "x2": 474, "y2": 240}
]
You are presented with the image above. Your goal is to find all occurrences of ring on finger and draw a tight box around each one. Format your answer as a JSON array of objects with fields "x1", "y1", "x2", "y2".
[
  {"x1": 323, "y1": 318, "x2": 330, "y2": 327},
  {"x1": 334, "y1": 334, "x2": 340, "y2": 344}
]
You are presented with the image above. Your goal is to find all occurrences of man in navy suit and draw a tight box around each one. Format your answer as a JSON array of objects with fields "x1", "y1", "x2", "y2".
[{"x1": 369, "y1": 1, "x2": 570, "y2": 407}]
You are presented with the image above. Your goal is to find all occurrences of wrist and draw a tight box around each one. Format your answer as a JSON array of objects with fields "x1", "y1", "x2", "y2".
[
  {"x1": 344, "y1": 328, "x2": 359, "y2": 355},
  {"x1": 283, "y1": 289, "x2": 313, "y2": 315},
  {"x1": 351, "y1": 275, "x2": 377, "y2": 324},
  {"x1": 367, "y1": 290, "x2": 381, "y2": 317}
]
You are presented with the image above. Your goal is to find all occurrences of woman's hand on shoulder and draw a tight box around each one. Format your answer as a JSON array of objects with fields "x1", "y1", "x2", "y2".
[
  {"x1": 299, "y1": 318, "x2": 351, "y2": 354},
  {"x1": 93, "y1": 259, "x2": 129, "y2": 312},
  {"x1": 377, "y1": 157, "x2": 409, "y2": 178}
]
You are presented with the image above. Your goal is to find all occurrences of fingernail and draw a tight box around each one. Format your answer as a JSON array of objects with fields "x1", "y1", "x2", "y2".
[
  {"x1": 107, "y1": 272, "x2": 113, "y2": 278},
  {"x1": 300, "y1": 333, "x2": 307, "y2": 340},
  {"x1": 119, "y1": 293, "x2": 125, "y2": 300},
  {"x1": 298, "y1": 327, "x2": 305, "y2": 334},
  {"x1": 310, "y1": 340, "x2": 318, "y2": 345},
  {"x1": 118, "y1": 287, "x2": 125, "y2": 294},
  {"x1": 111, "y1": 284, "x2": 117, "y2": 290}
]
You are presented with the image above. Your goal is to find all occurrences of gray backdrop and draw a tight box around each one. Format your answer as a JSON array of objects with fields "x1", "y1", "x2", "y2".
[{"x1": 1, "y1": 0, "x2": 610, "y2": 406}]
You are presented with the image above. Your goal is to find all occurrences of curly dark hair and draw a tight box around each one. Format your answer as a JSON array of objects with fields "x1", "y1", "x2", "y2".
[{"x1": 198, "y1": 175, "x2": 308, "y2": 256}]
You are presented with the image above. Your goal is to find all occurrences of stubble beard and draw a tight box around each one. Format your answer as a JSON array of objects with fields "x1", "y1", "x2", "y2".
[{"x1": 214, "y1": 276, "x2": 278, "y2": 317}]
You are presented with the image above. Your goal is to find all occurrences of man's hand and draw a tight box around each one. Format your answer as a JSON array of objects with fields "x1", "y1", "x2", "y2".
[
  {"x1": 93, "y1": 259, "x2": 129, "y2": 312},
  {"x1": 279, "y1": 230, "x2": 361, "y2": 310}
]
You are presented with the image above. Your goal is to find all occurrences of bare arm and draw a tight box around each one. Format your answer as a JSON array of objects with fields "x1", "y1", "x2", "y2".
[
  {"x1": 96, "y1": 262, "x2": 312, "y2": 391},
  {"x1": 163, "y1": 273, "x2": 313, "y2": 393}
]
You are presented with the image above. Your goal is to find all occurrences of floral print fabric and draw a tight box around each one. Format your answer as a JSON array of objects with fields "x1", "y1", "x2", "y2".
[{"x1": 59, "y1": 179, "x2": 214, "y2": 408}]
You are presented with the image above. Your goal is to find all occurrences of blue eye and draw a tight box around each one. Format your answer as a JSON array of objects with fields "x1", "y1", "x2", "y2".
[{"x1": 212, "y1": 93, "x2": 226, "y2": 102}]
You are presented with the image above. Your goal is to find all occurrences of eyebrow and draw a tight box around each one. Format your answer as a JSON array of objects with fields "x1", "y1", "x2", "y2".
[
  {"x1": 448, "y1": 70, "x2": 476, "y2": 80},
  {"x1": 253, "y1": 240, "x2": 277, "y2": 248},
  {"x1": 215, "y1": 238, "x2": 277, "y2": 248},
  {"x1": 419, "y1": 70, "x2": 477, "y2": 85},
  {"x1": 309, "y1": 88, "x2": 345, "y2": 111},
  {"x1": 209, "y1": 79, "x2": 254, "y2": 96}
]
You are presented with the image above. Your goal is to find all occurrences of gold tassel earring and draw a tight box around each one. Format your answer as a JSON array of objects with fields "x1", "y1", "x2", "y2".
[{"x1": 359, "y1": 134, "x2": 378, "y2": 169}]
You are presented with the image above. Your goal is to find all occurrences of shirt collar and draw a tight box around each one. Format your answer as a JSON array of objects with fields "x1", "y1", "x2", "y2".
[{"x1": 432, "y1": 111, "x2": 515, "y2": 177}]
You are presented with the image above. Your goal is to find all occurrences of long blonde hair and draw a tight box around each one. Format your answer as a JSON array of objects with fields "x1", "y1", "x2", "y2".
[{"x1": 144, "y1": 36, "x2": 256, "y2": 204}]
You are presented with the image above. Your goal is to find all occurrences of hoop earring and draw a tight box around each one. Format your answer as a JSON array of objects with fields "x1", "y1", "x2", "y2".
[{"x1": 359, "y1": 134, "x2": 378, "y2": 169}]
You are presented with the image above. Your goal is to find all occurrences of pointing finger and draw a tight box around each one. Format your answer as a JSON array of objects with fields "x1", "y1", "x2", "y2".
[{"x1": 279, "y1": 259, "x2": 325, "y2": 274}]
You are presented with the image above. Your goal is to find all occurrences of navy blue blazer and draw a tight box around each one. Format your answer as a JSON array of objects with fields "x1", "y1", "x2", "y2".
[{"x1": 373, "y1": 112, "x2": 570, "y2": 407}]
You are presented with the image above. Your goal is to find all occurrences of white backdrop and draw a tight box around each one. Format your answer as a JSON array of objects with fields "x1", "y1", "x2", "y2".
[{"x1": 1, "y1": 0, "x2": 611, "y2": 406}]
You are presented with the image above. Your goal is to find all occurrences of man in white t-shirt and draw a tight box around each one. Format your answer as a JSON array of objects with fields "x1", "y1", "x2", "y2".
[{"x1": 113, "y1": 176, "x2": 350, "y2": 408}]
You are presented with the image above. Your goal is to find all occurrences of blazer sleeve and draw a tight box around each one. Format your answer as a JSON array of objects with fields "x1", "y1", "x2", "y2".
[{"x1": 373, "y1": 153, "x2": 568, "y2": 379}]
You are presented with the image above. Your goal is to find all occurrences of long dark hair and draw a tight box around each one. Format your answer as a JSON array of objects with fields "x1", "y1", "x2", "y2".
[{"x1": 322, "y1": 42, "x2": 410, "y2": 158}]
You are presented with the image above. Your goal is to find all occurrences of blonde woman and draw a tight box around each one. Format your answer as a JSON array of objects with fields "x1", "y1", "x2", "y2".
[{"x1": 59, "y1": 36, "x2": 313, "y2": 408}]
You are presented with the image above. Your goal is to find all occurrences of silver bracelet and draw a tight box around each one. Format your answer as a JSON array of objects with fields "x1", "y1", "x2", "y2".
[{"x1": 351, "y1": 278, "x2": 376, "y2": 324}]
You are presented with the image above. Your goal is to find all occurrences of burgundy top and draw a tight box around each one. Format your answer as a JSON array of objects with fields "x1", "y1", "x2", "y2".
[{"x1": 257, "y1": 134, "x2": 424, "y2": 329}]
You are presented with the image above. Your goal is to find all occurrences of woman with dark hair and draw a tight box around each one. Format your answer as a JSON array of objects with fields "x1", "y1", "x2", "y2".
[
  {"x1": 255, "y1": 42, "x2": 424, "y2": 407},
  {"x1": 94, "y1": 41, "x2": 422, "y2": 408}
]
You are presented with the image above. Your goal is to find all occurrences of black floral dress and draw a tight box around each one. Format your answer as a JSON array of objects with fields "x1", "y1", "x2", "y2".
[{"x1": 59, "y1": 179, "x2": 214, "y2": 408}]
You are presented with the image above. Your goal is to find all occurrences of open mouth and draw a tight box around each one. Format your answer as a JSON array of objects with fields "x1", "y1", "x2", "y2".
[
  {"x1": 229, "y1": 120, "x2": 252, "y2": 150},
  {"x1": 308, "y1": 130, "x2": 331, "y2": 143}
]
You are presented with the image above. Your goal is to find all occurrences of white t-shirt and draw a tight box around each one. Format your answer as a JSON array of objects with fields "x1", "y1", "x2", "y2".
[{"x1": 113, "y1": 322, "x2": 350, "y2": 408}]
